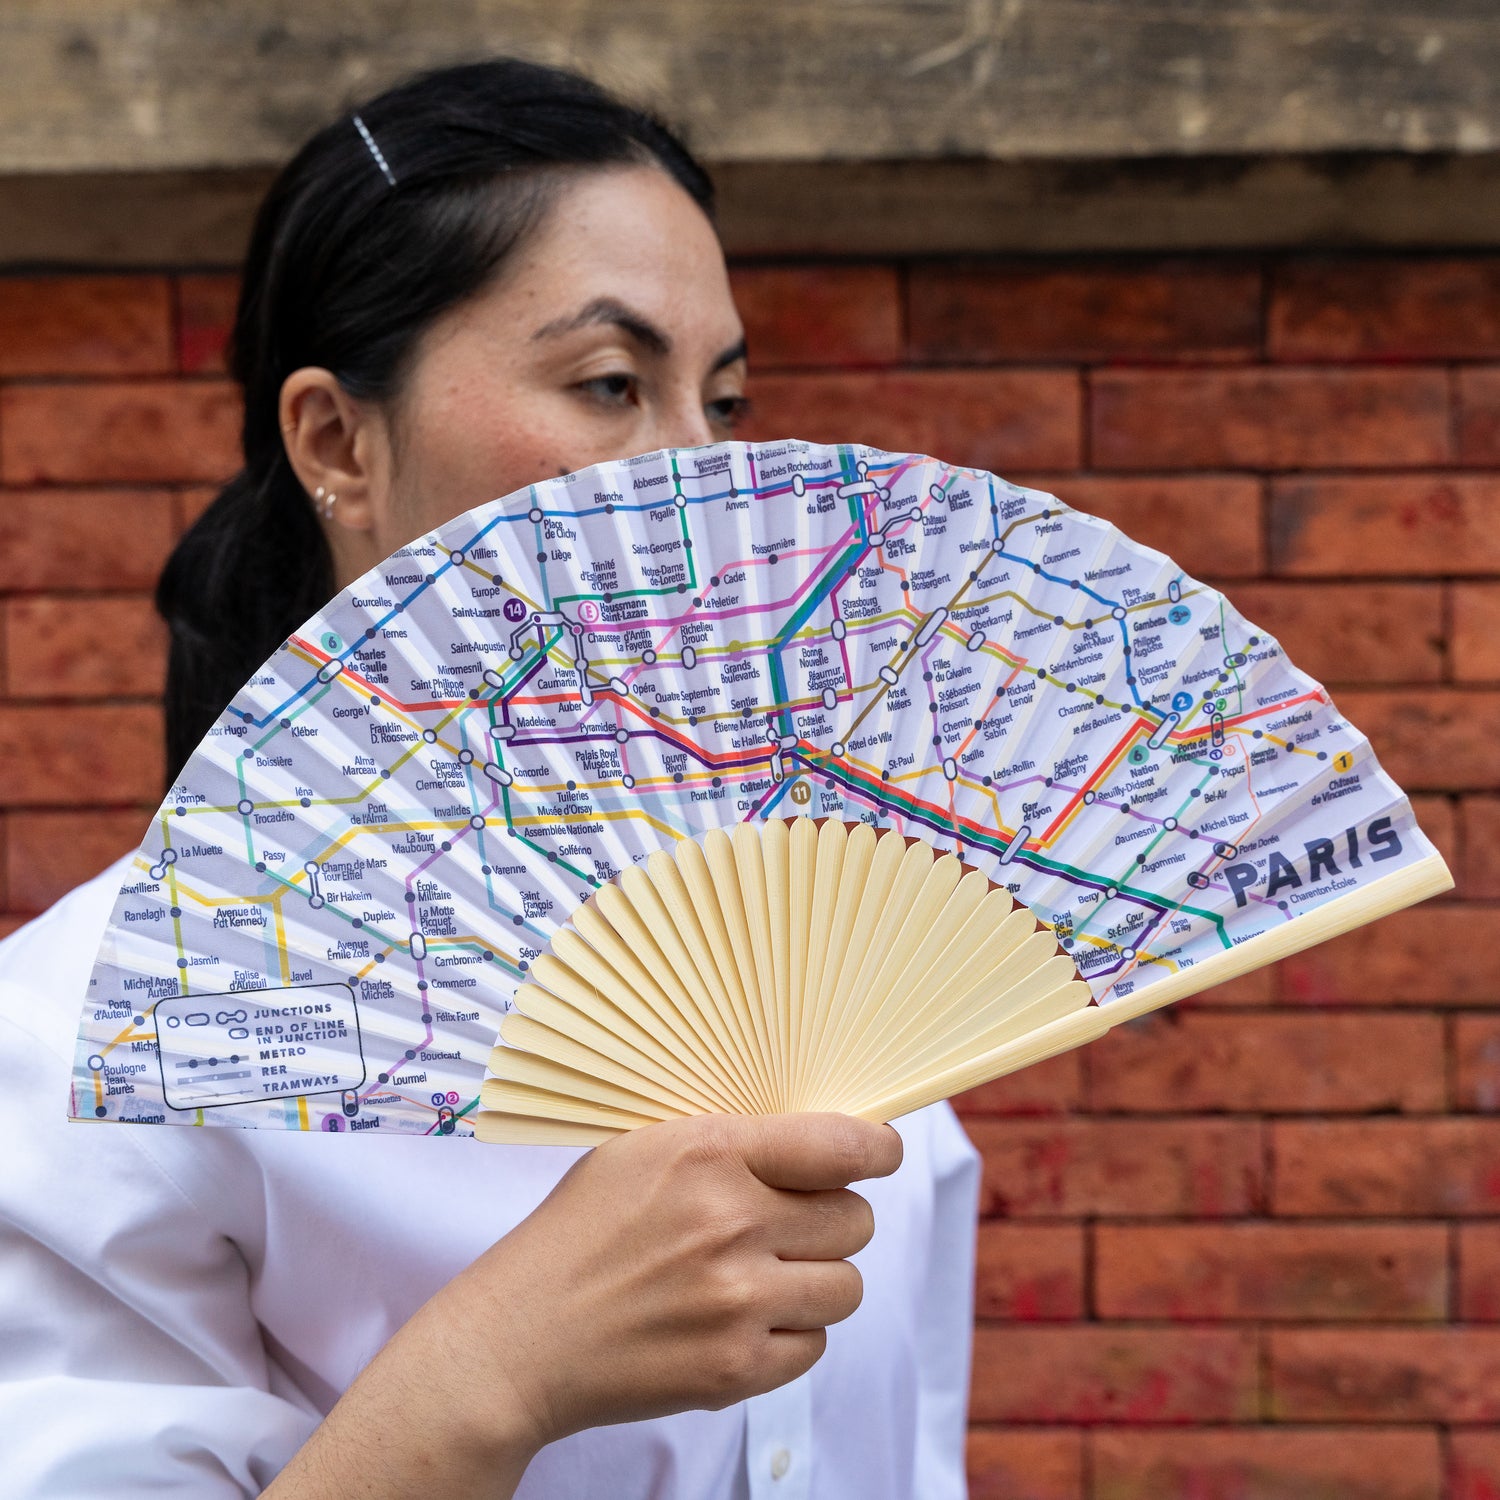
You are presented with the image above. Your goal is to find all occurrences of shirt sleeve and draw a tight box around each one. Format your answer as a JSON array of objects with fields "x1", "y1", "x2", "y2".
[
  {"x1": 909, "y1": 1102, "x2": 981, "y2": 1500},
  {"x1": 0, "y1": 976, "x2": 319, "y2": 1497}
]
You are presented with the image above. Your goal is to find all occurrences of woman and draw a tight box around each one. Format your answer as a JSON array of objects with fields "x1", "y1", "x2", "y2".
[{"x1": 0, "y1": 59, "x2": 979, "y2": 1498}]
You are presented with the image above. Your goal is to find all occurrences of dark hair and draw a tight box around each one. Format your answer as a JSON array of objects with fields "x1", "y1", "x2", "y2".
[{"x1": 155, "y1": 57, "x2": 714, "y2": 783}]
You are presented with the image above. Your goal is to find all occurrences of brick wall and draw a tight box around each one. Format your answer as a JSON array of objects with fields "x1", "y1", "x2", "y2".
[{"x1": 3, "y1": 255, "x2": 1498, "y2": 1497}]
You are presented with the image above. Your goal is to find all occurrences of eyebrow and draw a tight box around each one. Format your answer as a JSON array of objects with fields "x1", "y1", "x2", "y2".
[
  {"x1": 531, "y1": 296, "x2": 748, "y2": 373},
  {"x1": 532, "y1": 297, "x2": 671, "y2": 355},
  {"x1": 711, "y1": 336, "x2": 749, "y2": 374}
]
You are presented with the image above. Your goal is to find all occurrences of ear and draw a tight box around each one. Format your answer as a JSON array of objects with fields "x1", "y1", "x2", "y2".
[{"x1": 278, "y1": 367, "x2": 392, "y2": 538}]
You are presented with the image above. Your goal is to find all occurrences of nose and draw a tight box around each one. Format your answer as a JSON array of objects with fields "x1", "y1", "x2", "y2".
[{"x1": 653, "y1": 389, "x2": 715, "y2": 452}]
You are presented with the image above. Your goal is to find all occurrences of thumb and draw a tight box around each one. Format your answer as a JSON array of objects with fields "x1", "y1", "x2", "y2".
[{"x1": 728, "y1": 1113, "x2": 903, "y2": 1192}]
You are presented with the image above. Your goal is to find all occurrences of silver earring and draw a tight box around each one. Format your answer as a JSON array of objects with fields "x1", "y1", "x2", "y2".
[
  {"x1": 322, "y1": 490, "x2": 337, "y2": 520},
  {"x1": 313, "y1": 485, "x2": 336, "y2": 520}
]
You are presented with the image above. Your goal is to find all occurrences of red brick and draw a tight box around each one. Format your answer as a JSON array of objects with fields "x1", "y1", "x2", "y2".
[
  {"x1": 1223, "y1": 581, "x2": 1444, "y2": 685},
  {"x1": 1459, "y1": 366, "x2": 1500, "y2": 464},
  {"x1": 0, "y1": 704, "x2": 163, "y2": 808},
  {"x1": 1410, "y1": 794, "x2": 1459, "y2": 895},
  {"x1": 1456, "y1": 1016, "x2": 1500, "y2": 1112},
  {"x1": 1, "y1": 379, "x2": 241, "y2": 484},
  {"x1": 3, "y1": 809, "x2": 145, "y2": 915},
  {"x1": 970, "y1": 1325, "x2": 1258, "y2": 1423},
  {"x1": 4, "y1": 594, "x2": 166, "y2": 699},
  {"x1": 964, "y1": 1119, "x2": 1261, "y2": 1218},
  {"x1": 0, "y1": 489, "x2": 178, "y2": 592},
  {"x1": 178, "y1": 486, "x2": 219, "y2": 529},
  {"x1": 907, "y1": 262, "x2": 1261, "y2": 364},
  {"x1": 1270, "y1": 257, "x2": 1500, "y2": 361},
  {"x1": 1269, "y1": 475, "x2": 1500, "y2": 577},
  {"x1": 1450, "y1": 1432, "x2": 1500, "y2": 1500},
  {"x1": 1093, "y1": 1427, "x2": 1442, "y2": 1500},
  {"x1": 1273, "y1": 1120, "x2": 1500, "y2": 1217},
  {"x1": 1459, "y1": 1226, "x2": 1500, "y2": 1321},
  {"x1": 1280, "y1": 903, "x2": 1496, "y2": 1005},
  {"x1": 1092, "y1": 367, "x2": 1451, "y2": 471},
  {"x1": 176, "y1": 274, "x2": 239, "y2": 375},
  {"x1": 0, "y1": 275, "x2": 173, "y2": 377},
  {"x1": 1270, "y1": 1328, "x2": 1500, "y2": 1422},
  {"x1": 953, "y1": 1051, "x2": 1081, "y2": 1116},
  {"x1": 1014, "y1": 474, "x2": 1265, "y2": 579},
  {"x1": 740, "y1": 370, "x2": 1080, "y2": 471},
  {"x1": 1456, "y1": 584, "x2": 1500, "y2": 683},
  {"x1": 974, "y1": 1223, "x2": 1084, "y2": 1320},
  {"x1": 966, "y1": 1429, "x2": 1081, "y2": 1500},
  {"x1": 1088, "y1": 1011, "x2": 1444, "y2": 1113},
  {"x1": 1331, "y1": 690, "x2": 1500, "y2": 792},
  {"x1": 1463, "y1": 797, "x2": 1500, "y2": 899},
  {"x1": 1185, "y1": 966, "x2": 1279, "y2": 1007},
  {"x1": 728, "y1": 265, "x2": 899, "y2": 369},
  {"x1": 1094, "y1": 1224, "x2": 1447, "y2": 1321}
]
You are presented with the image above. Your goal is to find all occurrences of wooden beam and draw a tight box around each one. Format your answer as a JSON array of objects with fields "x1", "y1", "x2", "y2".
[
  {"x1": 1, "y1": 0, "x2": 1498, "y2": 175},
  {"x1": 0, "y1": 170, "x2": 274, "y2": 269},
  {"x1": 8, "y1": 153, "x2": 1500, "y2": 270},
  {"x1": 714, "y1": 153, "x2": 1500, "y2": 257}
]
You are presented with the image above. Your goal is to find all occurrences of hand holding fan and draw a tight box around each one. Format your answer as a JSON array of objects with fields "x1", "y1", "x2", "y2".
[{"x1": 71, "y1": 441, "x2": 1450, "y2": 1140}]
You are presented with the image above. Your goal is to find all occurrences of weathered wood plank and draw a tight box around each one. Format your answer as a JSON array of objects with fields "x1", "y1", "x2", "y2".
[
  {"x1": 1, "y1": 0, "x2": 1498, "y2": 174},
  {"x1": 9, "y1": 152, "x2": 1500, "y2": 269},
  {"x1": 714, "y1": 153, "x2": 1500, "y2": 256}
]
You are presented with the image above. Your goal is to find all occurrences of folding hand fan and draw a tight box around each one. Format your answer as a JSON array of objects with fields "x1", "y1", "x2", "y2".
[{"x1": 71, "y1": 440, "x2": 1451, "y2": 1143}]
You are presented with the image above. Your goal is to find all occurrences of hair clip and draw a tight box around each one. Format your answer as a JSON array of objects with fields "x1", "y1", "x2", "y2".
[{"x1": 352, "y1": 113, "x2": 397, "y2": 187}]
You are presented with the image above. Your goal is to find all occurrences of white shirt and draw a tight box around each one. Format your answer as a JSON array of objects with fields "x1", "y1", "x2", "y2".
[{"x1": 0, "y1": 859, "x2": 979, "y2": 1498}]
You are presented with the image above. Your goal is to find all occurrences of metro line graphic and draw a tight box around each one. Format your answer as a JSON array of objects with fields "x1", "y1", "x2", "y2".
[{"x1": 74, "y1": 440, "x2": 1431, "y2": 1136}]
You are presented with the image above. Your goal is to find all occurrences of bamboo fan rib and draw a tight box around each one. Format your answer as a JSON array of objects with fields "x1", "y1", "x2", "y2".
[{"x1": 476, "y1": 819, "x2": 1093, "y2": 1145}]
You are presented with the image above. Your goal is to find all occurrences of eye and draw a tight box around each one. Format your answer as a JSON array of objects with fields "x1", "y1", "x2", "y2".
[
  {"x1": 706, "y1": 395, "x2": 751, "y2": 431},
  {"x1": 576, "y1": 373, "x2": 637, "y2": 406}
]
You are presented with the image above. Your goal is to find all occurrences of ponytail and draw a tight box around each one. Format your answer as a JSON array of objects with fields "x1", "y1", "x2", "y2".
[{"x1": 156, "y1": 458, "x2": 332, "y2": 782}]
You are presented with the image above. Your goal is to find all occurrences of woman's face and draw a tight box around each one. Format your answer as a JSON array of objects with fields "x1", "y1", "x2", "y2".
[{"x1": 307, "y1": 164, "x2": 747, "y2": 584}]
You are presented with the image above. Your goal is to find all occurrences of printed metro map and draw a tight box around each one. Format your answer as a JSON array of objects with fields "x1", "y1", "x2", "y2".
[{"x1": 72, "y1": 440, "x2": 1440, "y2": 1136}]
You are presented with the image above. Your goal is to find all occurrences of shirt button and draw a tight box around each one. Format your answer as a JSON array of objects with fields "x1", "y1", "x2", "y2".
[{"x1": 770, "y1": 1447, "x2": 792, "y2": 1481}]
